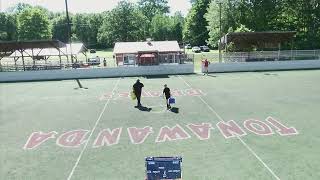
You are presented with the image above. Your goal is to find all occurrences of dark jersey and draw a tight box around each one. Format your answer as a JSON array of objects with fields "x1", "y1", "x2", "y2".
[
  {"x1": 204, "y1": 60, "x2": 209, "y2": 67},
  {"x1": 163, "y1": 87, "x2": 171, "y2": 98},
  {"x1": 133, "y1": 82, "x2": 144, "y2": 93}
]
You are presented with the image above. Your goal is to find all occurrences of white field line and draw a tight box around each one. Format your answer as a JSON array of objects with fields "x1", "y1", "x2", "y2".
[
  {"x1": 178, "y1": 75, "x2": 281, "y2": 180},
  {"x1": 66, "y1": 78, "x2": 120, "y2": 180}
]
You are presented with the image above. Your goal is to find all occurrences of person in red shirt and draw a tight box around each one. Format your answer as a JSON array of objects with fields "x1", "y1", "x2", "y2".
[{"x1": 202, "y1": 58, "x2": 210, "y2": 75}]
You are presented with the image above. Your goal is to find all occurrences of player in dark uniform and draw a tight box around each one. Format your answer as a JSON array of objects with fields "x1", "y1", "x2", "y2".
[
  {"x1": 163, "y1": 84, "x2": 171, "y2": 110},
  {"x1": 133, "y1": 79, "x2": 144, "y2": 107}
]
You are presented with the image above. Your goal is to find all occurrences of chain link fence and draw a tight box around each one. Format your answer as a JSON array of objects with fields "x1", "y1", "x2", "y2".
[{"x1": 223, "y1": 50, "x2": 320, "y2": 63}]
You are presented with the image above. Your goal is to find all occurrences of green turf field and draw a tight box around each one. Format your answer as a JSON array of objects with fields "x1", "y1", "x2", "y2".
[{"x1": 1, "y1": 70, "x2": 320, "y2": 180}]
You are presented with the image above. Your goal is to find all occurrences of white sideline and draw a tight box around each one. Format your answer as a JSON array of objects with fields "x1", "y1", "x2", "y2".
[
  {"x1": 178, "y1": 75, "x2": 281, "y2": 180},
  {"x1": 66, "y1": 78, "x2": 120, "y2": 180}
]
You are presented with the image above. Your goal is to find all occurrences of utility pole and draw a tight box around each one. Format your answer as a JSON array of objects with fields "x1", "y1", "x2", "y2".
[
  {"x1": 65, "y1": 0, "x2": 73, "y2": 63},
  {"x1": 218, "y1": 1, "x2": 222, "y2": 63}
]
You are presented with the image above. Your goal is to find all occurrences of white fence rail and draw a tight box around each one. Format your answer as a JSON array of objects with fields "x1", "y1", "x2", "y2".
[
  {"x1": 0, "y1": 64, "x2": 194, "y2": 82},
  {"x1": 1, "y1": 50, "x2": 320, "y2": 82},
  {"x1": 203, "y1": 60, "x2": 320, "y2": 73},
  {"x1": 222, "y1": 50, "x2": 320, "y2": 62}
]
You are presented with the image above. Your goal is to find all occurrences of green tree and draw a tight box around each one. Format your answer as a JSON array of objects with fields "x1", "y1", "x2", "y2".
[
  {"x1": 97, "y1": 1, "x2": 147, "y2": 47},
  {"x1": 6, "y1": 14, "x2": 18, "y2": 41},
  {"x1": 205, "y1": 0, "x2": 320, "y2": 49},
  {"x1": 138, "y1": 0, "x2": 170, "y2": 21},
  {"x1": 0, "y1": 13, "x2": 18, "y2": 41},
  {"x1": 234, "y1": 24, "x2": 252, "y2": 33},
  {"x1": 226, "y1": 24, "x2": 253, "y2": 52},
  {"x1": 275, "y1": 0, "x2": 320, "y2": 49},
  {"x1": 183, "y1": 0, "x2": 210, "y2": 46},
  {"x1": 171, "y1": 12, "x2": 185, "y2": 42},
  {"x1": 150, "y1": 14, "x2": 171, "y2": 41},
  {"x1": 6, "y1": 3, "x2": 32, "y2": 14},
  {"x1": 0, "y1": 13, "x2": 7, "y2": 40},
  {"x1": 52, "y1": 15, "x2": 69, "y2": 43},
  {"x1": 87, "y1": 13, "x2": 104, "y2": 47},
  {"x1": 18, "y1": 8, "x2": 52, "y2": 40},
  {"x1": 237, "y1": 0, "x2": 280, "y2": 31},
  {"x1": 205, "y1": 0, "x2": 241, "y2": 47},
  {"x1": 73, "y1": 14, "x2": 91, "y2": 44}
]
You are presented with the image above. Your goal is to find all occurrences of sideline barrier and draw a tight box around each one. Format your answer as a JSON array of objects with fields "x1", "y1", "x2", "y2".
[
  {"x1": 1, "y1": 60, "x2": 320, "y2": 82},
  {"x1": 0, "y1": 64, "x2": 194, "y2": 82},
  {"x1": 202, "y1": 60, "x2": 320, "y2": 73}
]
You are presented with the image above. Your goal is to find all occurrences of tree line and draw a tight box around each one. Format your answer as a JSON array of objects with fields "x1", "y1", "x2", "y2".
[
  {"x1": 204, "y1": 0, "x2": 320, "y2": 49},
  {"x1": 0, "y1": 0, "x2": 183, "y2": 49},
  {"x1": 0, "y1": 0, "x2": 319, "y2": 50}
]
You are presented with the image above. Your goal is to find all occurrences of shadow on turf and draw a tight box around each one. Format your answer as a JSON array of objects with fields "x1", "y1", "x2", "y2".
[
  {"x1": 207, "y1": 74, "x2": 217, "y2": 77},
  {"x1": 135, "y1": 106, "x2": 152, "y2": 112},
  {"x1": 169, "y1": 107, "x2": 179, "y2": 114},
  {"x1": 74, "y1": 79, "x2": 88, "y2": 89},
  {"x1": 195, "y1": 73, "x2": 217, "y2": 77},
  {"x1": 145, "y1": 75, "x2": 170, "y2": 79},
  {"x1": 264, "y1": 73, "x2": 278, "y2": 76},
  {"x1": 74, "y1": 87, "x2": 88, "y2": 90}
]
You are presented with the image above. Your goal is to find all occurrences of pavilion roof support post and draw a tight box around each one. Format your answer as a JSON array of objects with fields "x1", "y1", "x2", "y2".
[
  {"x1": 83, "y1": 51, "x2": 88, "y2": 63},
  {"x1": 14, "y1": 57, "x2": 18, "y2": 71},
  {"x1": 291, "y1": 39, "x2": 294, "y2": 60},
  {"x1": 225, "y1": 42, "x2": 228, "y2": 53},
  {"x1": 31, "y1": 48, "x2": 35, "y2": 66},
  {"x1": 58, "y1": 48, "x2": 62, "y2": 68},
  {"x1": 65, "y1": 46, "x2": 69, "y2": 65},
  {"x1": 277, "y1": 43, "x2": 281, "y2": 61},
  {"x1": 73, "y1": 54, "x2": 78, "y2": 63},
  {"x1": 19, "y1": 49, "x2": 25, "y2": 71},
  {"x1": 45, "y1": 56, "x2": 49, "y2": 65},
  {"x1": 0, "y1": 56, "x2": 2, "y2": 72},
  {"x1": 262, "y1": 43, "x2": 266, "y2": 61}
]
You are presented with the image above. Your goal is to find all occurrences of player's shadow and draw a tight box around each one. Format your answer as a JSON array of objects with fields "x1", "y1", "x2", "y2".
[
  {"x1": 207, "y1": 74, "x2": 217, "y2": 77},
  {"x1": 145, "y1": 75, "x2": 169, "y2": 79},
  {"x1": 196, "y1": 73, "x2": 217, "y2": 78},
  {"x1": 136, "y1": 106, "x2": 152, "y2": 112},
  {"x1": 264, "y1": 73, "x2": 278, "y2": 76},
  {"x1": 170, "y1": 107, "x2": 179, "y2": 114},
  {"x1": 74, "y1": 87, "x2": 88, "y2": 90}
]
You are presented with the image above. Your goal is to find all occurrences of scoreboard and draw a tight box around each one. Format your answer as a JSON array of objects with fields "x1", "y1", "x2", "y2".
[{"x1": 145, "y1": 157, "x2": 182, "y2": 180}]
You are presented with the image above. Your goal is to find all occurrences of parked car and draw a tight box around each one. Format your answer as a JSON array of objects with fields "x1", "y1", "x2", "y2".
[
  {"x1": 88, "y1": 56, "x2": 101, "y2": 65},
  {"x1": 90, "y1": 49, "x2": 96, "y2": 53},
  {"x1": 200, "y1": 46, "x2": 210, "y2": 52},
  {"x1": 192, "y1": 46, "x2": 201, "y2": 53},
  {"x1": 185, "y1": 44, "x2": 192, "y2": 49},
  {"x1": 72, "y1": 62, "x2": 81, "y2": 69}
]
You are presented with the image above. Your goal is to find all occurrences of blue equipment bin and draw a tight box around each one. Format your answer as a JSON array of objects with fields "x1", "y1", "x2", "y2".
[
  {"x1": 168, "y1": 97, "x2": 176, "y2": 104},
  {"x1": 145, "y1": 157, "x2": 182, "y2": 180}
]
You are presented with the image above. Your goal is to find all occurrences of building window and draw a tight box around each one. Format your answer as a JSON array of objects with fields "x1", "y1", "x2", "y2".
[{"x1": 124, "y1": 54, "x2": 136, "y2": 65}]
